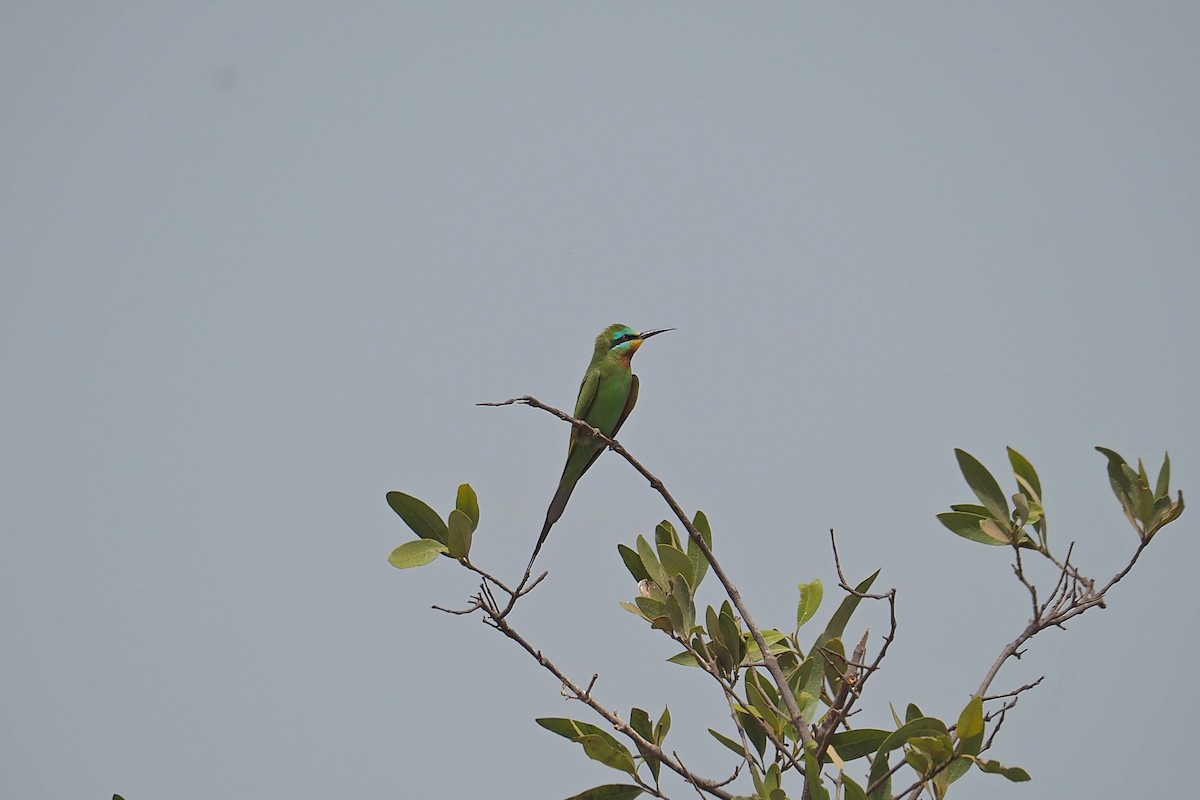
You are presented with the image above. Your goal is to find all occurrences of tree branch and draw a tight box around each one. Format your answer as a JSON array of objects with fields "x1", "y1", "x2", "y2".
[
  {"x1": 468, "y1": 586, "x2": 736, "y2": 799},
  {"x1": 482, "y1": 395, "x2": 817, "y2": 744},
  {"x1": 976, "y1": 537, "x2": 1151, "y2": 699}
]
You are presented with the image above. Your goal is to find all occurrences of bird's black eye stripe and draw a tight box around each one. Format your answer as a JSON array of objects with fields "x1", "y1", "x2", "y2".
[{"x1": 613, "y1": 333, "x2": 636, "y2": 345}]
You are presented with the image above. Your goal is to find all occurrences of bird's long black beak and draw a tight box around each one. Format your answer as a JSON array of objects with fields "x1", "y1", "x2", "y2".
[{"x1": 637, "y1": 327, "x2": 674, "y2": 340}]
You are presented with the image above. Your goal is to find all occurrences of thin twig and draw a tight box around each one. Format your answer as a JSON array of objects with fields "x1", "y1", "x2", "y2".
[
  {"x1": 981, "y1": 698, "x2": 1020, "y2": 753},
  {"x1": 981, "y1": 676, "x2": 1044, "y2": 702},
  {"x1": 825, "y1": 530, "x2": 899, "y2": 725},
  {"x1": 1011, "y1": 544, "x2": 1039, "y2": 622},
  {"x1": 976, "y1": 538, "x2": 1150, "y2": 699}
]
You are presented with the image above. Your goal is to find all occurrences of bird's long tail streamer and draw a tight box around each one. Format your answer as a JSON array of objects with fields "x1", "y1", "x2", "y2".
[{"x1": 525, "y1": 477, "x2": 579, "y2": 574}]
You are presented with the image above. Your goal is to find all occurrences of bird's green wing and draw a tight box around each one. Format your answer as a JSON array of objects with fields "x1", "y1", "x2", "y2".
[
  {"x1": 612, "y1": 373, "x2": 639, "y2": 437},
  {"x1": 567, "y1": 368, "x2": 601, "y2": 450},
  {"x1": 573, "y1": 368, "x2": 600, "y2": 418},
  {"x1": 567, "y1": 368, "x2": 628, "y2": 482}
]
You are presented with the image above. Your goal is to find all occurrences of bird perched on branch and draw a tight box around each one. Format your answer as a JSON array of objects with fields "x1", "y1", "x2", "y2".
[{"x1": 526, "y1": 323, "x2": 672, "y2": 573}]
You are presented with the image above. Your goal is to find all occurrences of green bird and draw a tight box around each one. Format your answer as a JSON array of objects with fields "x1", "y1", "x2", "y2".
[{"x1": 527, "y1": 323, "x2": 673, "y2": 572}]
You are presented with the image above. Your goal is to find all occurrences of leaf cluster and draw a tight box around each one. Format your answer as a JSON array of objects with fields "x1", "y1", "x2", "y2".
[
  {"x1": 600, "y1": 515, "x2": 1027, "y2": 800},
  {"x1": 1095, "y1": 448, "x2": 1184, "y2": 542},
  {"x1": 386, "y1": 484, "x2": 480, "y2": 568},
  {"x1": 384, "y1": 420, "x2": 1184, "y2": 800},
  {"x1": 937, "y1": 448, "x2": 1047, "y2": 550}
]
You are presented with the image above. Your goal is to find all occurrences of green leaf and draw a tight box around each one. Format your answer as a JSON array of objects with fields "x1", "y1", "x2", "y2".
[
  {"x1": 634, "y1": 596, "x2": 666, "y2": 622},
  {"x1": 829, "y1": 728, "x2": 889, "y2": 761},
  {"x1": 446, "y1": 509, "x2": 473, "y2": 559},
  {"x1": 938, "y1": 512, "x2": 1008, "y2": 546},
  {"x1": 905, "y1": 747, "x2": 931, "y2": 775},
  {"x1": 664, "y1": 595, "x2": 684, "y2": 634},
  {"x1": 764, "y1": 761, "x2": 783, "y2": 795},
  {"x1": 454, "y1": 483, "x2": 480, "y2": 531},
  {"x1": 1156, "y1": 452, "x2": 1172, "y2": 499},
  {"x1": 1150, "y1": 490, "x2": 1186, "y2": 539},
  {"x1": 796, "y1": 579, "x2": 823, "y2": 628},
  {"x1": 564, "y1": 785, "x2": 643, "y2": 800},
  {"x1": 796, "y1": 651, "x2": 825, "y2": 722},
  {"x1": 1006, "y1": 447, "x2": 1042, "y2": 502},
  {"x1": 785, "y1": 649, "x2": 825, "y2": 723},
  {"x1": 629, "y1": 707, "x2": 652, "y2": 742},
  {"x1": 669, "y1": 574, "x2": 695, "y2": 632},
  {"x1": 705, "y1": 605, "x2": 720, "y2": 639},
  {"x1": 708, "y1": 727, "x2": 746, "y2": 757},
  {"x1": 823, "y1": 569, "x2": 880, "y2": 641},
  {"x1": 905, "y1": 703, "x2": 923, "y2": 723},
  {"x1": 629, "y1": 708, "x2": 659, "y2": 782},
  {"x1": 618, "y1": 601, "x2": 646, "y2": 620},
  {"x1": 738, "y1": 708, "x2": 767, "y2": 757},
  {"x1": 842, "y1": 774, "x2": 867, "y2": 800},
  {"x1": 536, "y1": 718, "x2": 637, "y2": 775},
  {"x1": 1131, "y1": 464, "x2": 1155, "y2": 524},
  {"x1": 804, "y1": 751, "x2": 831, "y2": 800},
  {"x1": 867, "y1": 752, "x2": 891, "y2": 800},
  {"x1": 956, "y1": 695, "x2": 984, "y2": 756},
  {"x1": 658, "y1": 544, "x2": 695, "y2": 588},
  {"x1": 692, "y1": 633, "x2": 714, "y2": 664},
  {"x1": 743, "y1": 629, "x2": 791, "y2": 664},
  {"x1": 385, "y1": 491, "x2": 448, "y2": 544},
  {"x1": 666, "y1": 649, "x2": 700, "y2": 667},
  {"x1": 909, "y1": 734, "x2": 955, "y2": 763},
  {"x1": 655, "y1": 706, "x2": 671, "y2": 743},
  {"x1": 820, "y1": 636, "x2": 847, "y2": 694},
  {"x1": 718, "y1": 603, "x2": 744, "y2": 664},
  {"x1": 1096, "y1": 447, "x2": 1138, "y2": 520},
  {"x1": 704, "y1": 606, "x2": 734, "y2": 673},
  {"x1": 617, "y1": 544, "x2": 650, "y2": 583},
  {"x1": 868, "y1": 717, "x2": 949, "y2": 787},
  {"x1": 1011, "y1": 492, "x2": 1030, "y2": 525},
  {"x1": 947, "y1": 756, "x2": 973, "y2": 784},
  {"x1": 979, "y1": 518, "x2": 1013, "y2": 544},
  {"x1": 688, "y1": 510, "x2": 713, "y2": 590},
  {"x1": 745, "y1": 671, "x2": 782, "y2": 736},
  {"x1": 654, "y1": 520, "x2": 681, "y2": 550},
  {"x1": 536, "y1": 717, "x2": 595, "y2": 740},
  {"x1": 975, "y1": 757, "x2": 1032, "y2": 781},
  {"x1": 636, "y1": 535, "x2": 668, "y2": 588},
  {"x1": 933, "y1": 759, "x2": 951, "y2": 799},
  {"x1": 954, "y1": 449, "x2": 1010, "y2": 522},
  {"x1": 387, "y1": 538, "x2": 448, "y2": 568},
  {"x1": 578, "y1": 734, "x2": 637, "y2": 774}
]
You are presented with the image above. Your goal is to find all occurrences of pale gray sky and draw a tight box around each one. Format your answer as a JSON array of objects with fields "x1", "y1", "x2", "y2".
[{"x1": 2, "y1": 4, "x2": 1198, "y2": 799}]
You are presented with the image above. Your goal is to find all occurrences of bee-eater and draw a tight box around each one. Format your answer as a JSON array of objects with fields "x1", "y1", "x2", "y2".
[{"x1": 527, "y1": 323, "x2": 672, "y2": 572}]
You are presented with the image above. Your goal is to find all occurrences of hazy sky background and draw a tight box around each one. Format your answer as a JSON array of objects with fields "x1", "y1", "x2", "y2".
[{"x1": 3, "y1": 4, "x2": 1198, "y2": 799}]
